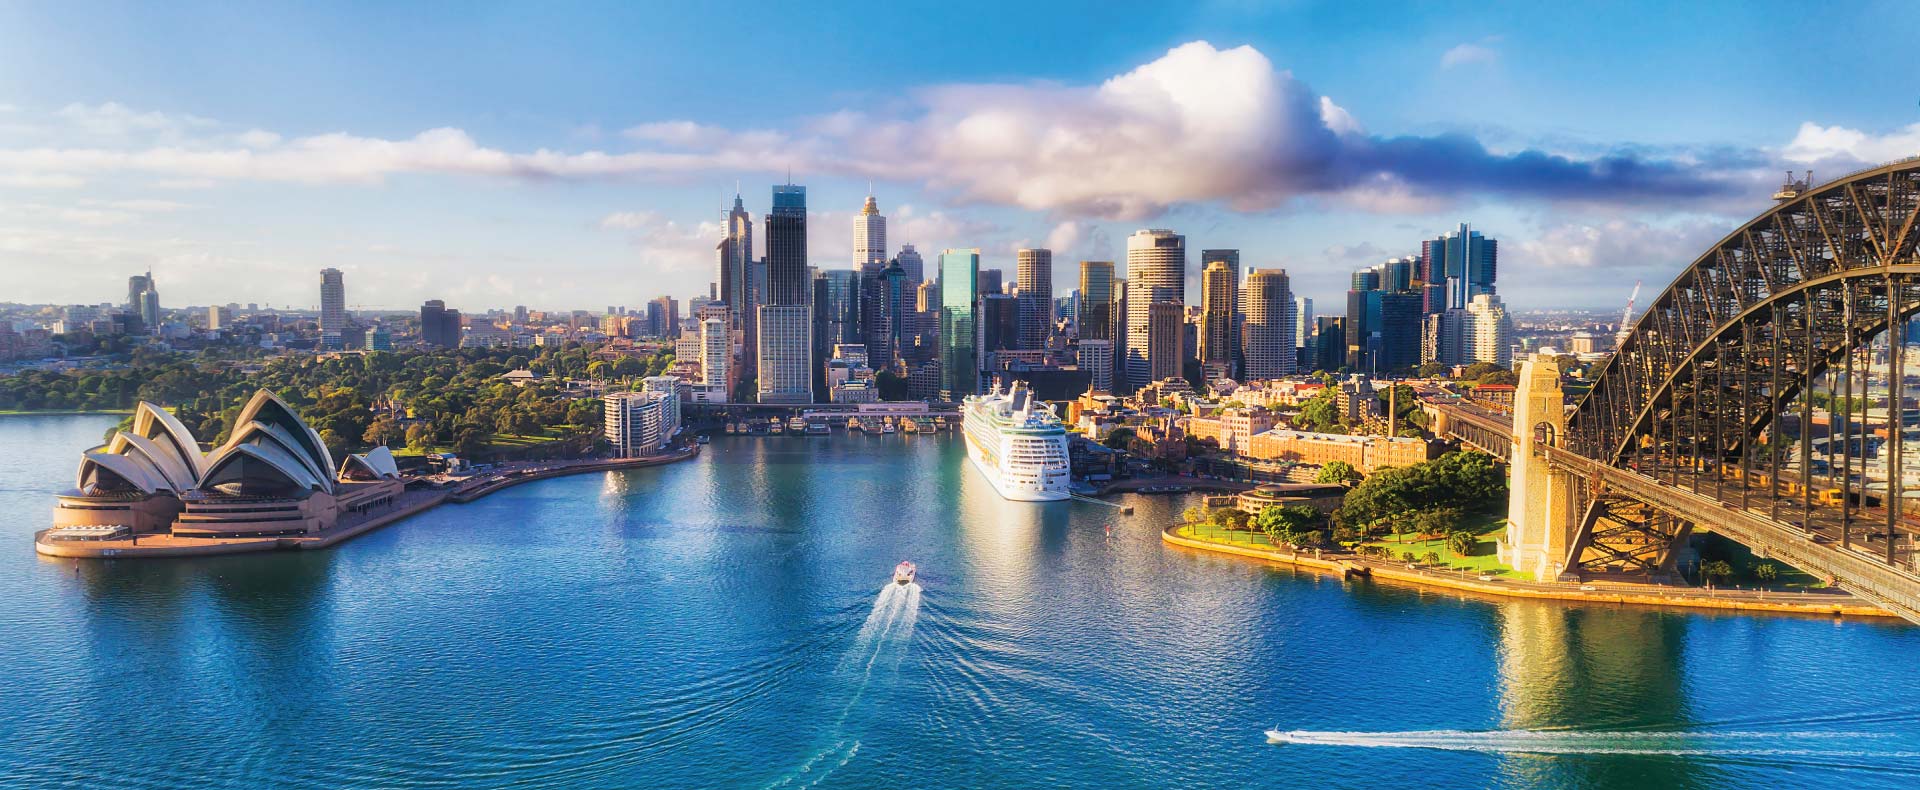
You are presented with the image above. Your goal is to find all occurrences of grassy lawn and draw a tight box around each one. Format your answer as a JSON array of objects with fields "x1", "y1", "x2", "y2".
[
  {"x1": 1177, "y1": 522, "x2": 1293, "y2": 550},
  {"x1": 1360, "y1": 511, "x2": 1523, "y2": 578}
]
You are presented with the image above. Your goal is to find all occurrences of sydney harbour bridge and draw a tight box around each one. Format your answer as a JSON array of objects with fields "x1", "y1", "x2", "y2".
[{"x1": 1429, "y1": 158, "x2": 1920, "y2": 624}]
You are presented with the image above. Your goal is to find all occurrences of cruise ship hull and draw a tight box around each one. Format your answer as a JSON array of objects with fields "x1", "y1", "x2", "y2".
[{"x1": 962, "y1": 428, "x2": 1069, "y2": 502}]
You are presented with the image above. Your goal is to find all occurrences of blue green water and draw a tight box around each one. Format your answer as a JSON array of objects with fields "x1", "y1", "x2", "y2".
[{"x1": 3, "y1": 414, "x2": 1920, "y2": 788}]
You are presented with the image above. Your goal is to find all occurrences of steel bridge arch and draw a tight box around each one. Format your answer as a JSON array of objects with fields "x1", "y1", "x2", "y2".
[
  {"x1": 1552, "y1": 159, "x2": 1920, "y2": 579},
  {"x1": 1569, "y1": 159, "x2": 1920, "y2": 464}
]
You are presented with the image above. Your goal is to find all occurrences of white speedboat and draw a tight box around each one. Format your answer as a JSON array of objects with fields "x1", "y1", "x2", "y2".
[{"x1": 893, "y1": 561, "x2": 916, "y2": 585}]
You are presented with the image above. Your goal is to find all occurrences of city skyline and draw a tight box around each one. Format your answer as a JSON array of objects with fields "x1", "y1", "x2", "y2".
[{"x1": 5, "y1": 2, "x2": 1920, "y2": 312}]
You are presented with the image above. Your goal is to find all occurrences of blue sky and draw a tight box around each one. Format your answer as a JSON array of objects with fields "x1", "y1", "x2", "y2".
[{"x1": 3, "y1": 1, "x2": 1918, "y2": 312}]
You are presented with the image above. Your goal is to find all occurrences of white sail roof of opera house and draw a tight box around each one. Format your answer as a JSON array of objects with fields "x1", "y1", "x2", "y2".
[
  {"x1": 71, "y1": 389, "x2": 386, "y2": 499},
  {"x1": 340, "y1": 446, "x2": 400, "y2": 480}
]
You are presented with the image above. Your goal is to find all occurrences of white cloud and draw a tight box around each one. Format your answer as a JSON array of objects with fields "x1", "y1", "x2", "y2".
[
  {"x1": 1440, "y1": 43, "x2": 1499, "y2": 69},
  {"x1": 0, "y1": 172, "x2": 85, "y2": 188},
  {"x1": 1782, "y1": 121, "x2": 1920, "y2": 166},
  {"x1": 0, "y1": 42, "x2": 1751, "y2": 221}
]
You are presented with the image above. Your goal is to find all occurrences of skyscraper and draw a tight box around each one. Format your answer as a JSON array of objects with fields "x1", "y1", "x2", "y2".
[
  {"x1": 1423, "y1": 223, "x2": 1498, "y2": 310},
  {"x1": 1125, "y1": 229, "x2": 1185, "y2": 393},
  {"x1": 758, "y1": 184, "x2": 810, "y2": 403},
  {"x1": 319, "y1": 268, "x2": 346, "y2": 334},
  {"x1": 1294, "y1": 295, "x2": 1314, "y2": 370},
  {"x1": 1146, "y1": 302, "x2": 1184, "y2": 384},
  {"x1": 127, "y1": 271, "x2": 159, "y2": 331},
  {"x1": 1077, "y1": 339, "x2": 1114, "y2": 395},
  {"x1": 939, "y1": 249, "x2": 980, "y2": 400},
  {"x1": 420, "y1": 299, "x2": 461, "y2": 349},
  {"x1": 1199, "y1": 259, "x2": 1236, "y2": 376},
  {"x1": 977, "y1": 268, "x2": 1003, "y2": 296},
  {"x1": 1465, "y1": 293, "x2": 1514, "y2": 366},
  {"x1": 647, "y1": 296, "x2": 679, "y2": 338},
  {"x1": 1077, "y1": 261, "x2": 1114, "y2": 342},
  {"x1": 1015, "y1": 248, "x2": 1052, "y2": 351},
  {"x1": 854, "y1": 193, "x2": 887, "y2": 277},
  {"x1": 1202, "y1": 249, "x2": 1240, "y2": 372},
  {"x1": 1244, "y1": 269, "x2": 1298, "y2": 380},
  {"x1": 756, "y1": 305, "x2": 813, "y2": 404},
  {"x1": 722, "y1": 192, "x2": 753, "y2": 315},
  {"x1": 822, "y1": 270, "x2": 861, "y2": 346},
  {"x1": 896, "y1": 244, "x2": 924, "y2": 285},
  {"x1": 700, "y1": 317, "x2": 730, "y2": 392},
  {"x1": 766, "y1": 184, "x2": 809, "y2": 307},
  {"x1": 126, "y1": 273, "x2": 151, "y2": 315}
]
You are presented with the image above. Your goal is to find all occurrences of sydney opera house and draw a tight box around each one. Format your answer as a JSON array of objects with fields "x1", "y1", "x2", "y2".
[{"x1": 45, "y1": 389, "x2": 405, "y2": 545}]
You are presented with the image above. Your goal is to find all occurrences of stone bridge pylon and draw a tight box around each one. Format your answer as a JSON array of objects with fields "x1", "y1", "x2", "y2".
[{"x1": 1500, "y1": 353, "x2": 1577, "y2": 580}]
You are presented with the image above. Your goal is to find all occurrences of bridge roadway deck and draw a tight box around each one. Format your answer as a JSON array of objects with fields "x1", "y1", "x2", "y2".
[
  {"x1": 1429, "y1": 399, "x2": 1920, "y2": 623},
  {"x1": 1540, "y1": 446, "x2": 1920, "y2": 623}
]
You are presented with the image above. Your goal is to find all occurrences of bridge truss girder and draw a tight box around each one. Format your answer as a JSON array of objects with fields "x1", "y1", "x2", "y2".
[{"x1": 1564, "y1": 161, "x2": 1920, "y2": 580}]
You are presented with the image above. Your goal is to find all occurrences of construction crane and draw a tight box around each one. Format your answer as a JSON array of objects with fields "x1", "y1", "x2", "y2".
[{"x1": 1614, "y1": 280, "x2": 1642, "y2": 350}]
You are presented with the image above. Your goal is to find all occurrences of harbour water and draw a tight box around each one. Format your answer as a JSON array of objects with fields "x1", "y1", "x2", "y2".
[{"x1": 4, "y1": 414, "x2": 1920, "y2": 788}]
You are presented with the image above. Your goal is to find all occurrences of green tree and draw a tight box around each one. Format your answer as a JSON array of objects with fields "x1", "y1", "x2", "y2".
[
  {"x1": 1445, "y1": 529, "x2": 1478, "y2": 558},
  {"x1": 1101, "y1": 427, "x2": 1137, "y2": 451},
  {"x1": 1753, "y1": 562, "x2": 1779, "y2": 583},
  {"x1": 1701, "y1": 560, "x2": 1735, "y2": 586},
  {"x1": 1316, "y1": 460, "x2": 1360, "y2": 484},
  {"x1": 1422, "y1": 551, "x2": 1442, "y2": 566}
]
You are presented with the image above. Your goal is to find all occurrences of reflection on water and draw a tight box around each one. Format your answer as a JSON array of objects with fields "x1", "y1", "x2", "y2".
[{"x1": 2, "y1": 417, "x2": 1920, "y2": 788}]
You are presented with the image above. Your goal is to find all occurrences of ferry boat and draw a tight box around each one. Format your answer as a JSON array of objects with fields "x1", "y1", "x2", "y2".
[
  {"x1": 961, "y1": 381, "x2": 1070, "y2": 501},
  {"x1": 788, "y1": 416, "x2": 807, "y2": 433},
  {"x1": 880, "y1": 421, "x2": 897, "y2": 435},
  {"x1": 805, "y1": 419, "x2": 830, "y2": 436},
  {"x1": 894, "y1": 561, "x2": 916, "y2": 585}
]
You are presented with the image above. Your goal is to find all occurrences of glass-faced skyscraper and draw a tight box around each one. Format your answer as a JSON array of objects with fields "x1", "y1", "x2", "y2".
[
  {"x1": 758, "y1": 184, "x2": 812, "y2": 403},
  {"x1": 939, "y1": 249, "x2": 980, "y2": 400},
  {"x1": 1077, "y1": 261, "x2": 1114, "y2": 342}
]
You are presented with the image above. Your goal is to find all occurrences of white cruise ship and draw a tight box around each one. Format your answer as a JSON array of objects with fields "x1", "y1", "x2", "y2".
[{"x1": 961, "y1": 381, "x2": 1070, "y2": 501}]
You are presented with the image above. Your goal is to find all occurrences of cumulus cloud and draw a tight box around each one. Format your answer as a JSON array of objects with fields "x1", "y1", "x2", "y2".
[
  {"x1": 0, "y1": 42, "x2": 1760, "y2": 219},
  {"x1": 1782, "y1": 121, "x2": 1920, "y2": 167}
]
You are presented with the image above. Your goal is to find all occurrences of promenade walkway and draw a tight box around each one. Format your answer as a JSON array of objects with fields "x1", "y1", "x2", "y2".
[{"x1": 1163, "y1": 524, "x2": 1896, "y2": 620}]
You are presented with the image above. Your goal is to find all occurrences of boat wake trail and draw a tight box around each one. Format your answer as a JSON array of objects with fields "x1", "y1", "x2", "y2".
[
  {"x1": 1267, "y1": 728, "x2": 1920, "y2": 761},
  {"x1": 765, "y1": 582, "x2": 922, "y2": 790}
]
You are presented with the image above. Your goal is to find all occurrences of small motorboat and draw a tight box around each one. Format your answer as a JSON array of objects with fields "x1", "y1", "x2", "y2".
[
  {"x1": 893, "y1": 561, "x2": 916, "y2": 585},
  {"x1": 880, "y1": 422, "x2": 897, "y2": 435},
  {"x1": 1265, "y1": 729, "x2": 1296, "y2": 744}
]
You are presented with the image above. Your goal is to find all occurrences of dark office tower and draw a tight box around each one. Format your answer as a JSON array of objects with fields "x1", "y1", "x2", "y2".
[
  {"x1": 420, "y1": 299, "x2": 461, "y2": 349},
  {"x1": 1077, "y1": 261, "x2": 1114, "y2": 342},
  {"x1": 765, "y1": 184, "x2": 809, "y2": 306},
  {"x1": 1383, "y1": 257, "x2": 1414, "y2": 293},
  {"x1": 1313, "y1": 316, "x2": 1346, "y2": 372},
  {"x1": 1350, "y1": 269, "x2": 1380, "y2": 292},
  {"x1": 976, "y1": 268, "x2": 1003, "y2": 296},
  {"x1": 895, "y1": 244, "x2": 925, "y2": 285},
  {"x1": 822, "y1": 270, "x2": 861, "y2": 346},
  {"x1": 1111, "y1": 277, "x2": 1128, "y2": 392},
  {"x1": 981, "y1": 294, "x2": 1020, "y2": 355},
  {"x1": 882, "y1": 264, "x2": 909, "y2": 365},
  {"x1": 644, "y1": 296, "x2": 678, "y2": 338},
  {"x1": 1014, "y1": 248, "x2": 1053, "y2": 350},
  {"x1": 127, "y1": 273, "x2": 151, "y2": 313},
  {"x1": 812, "y1": 275, "x2": 831, "y2": 401},
  {"x1": 1377, "y1": 292, "x2": 1422, "y2": 372}
]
